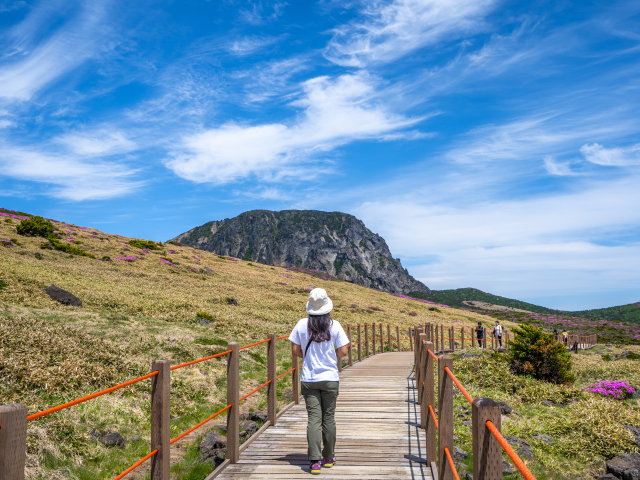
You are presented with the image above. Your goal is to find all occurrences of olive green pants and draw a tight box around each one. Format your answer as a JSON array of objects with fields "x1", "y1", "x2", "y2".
[{"x1": 301, "y1": 381, "x2": 339, "y2": 461}]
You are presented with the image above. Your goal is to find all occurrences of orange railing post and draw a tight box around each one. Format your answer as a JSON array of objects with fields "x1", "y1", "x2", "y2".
[
  {"x1": 150, "y1": 360, "x2": 170, "y2": 480},
  {"x1": 347, "y1": 325, "x2": 353, "y2": 367},
  {"x1": 0, "y1": 403, "x2": 27, "y2": 480},
  {"x1": 267, "y1": 334, "x2": 277, "y2": 426},
  {"x1": 472, "y1": 398, "x2": 502, "y2": 480},
  {"x1": 365, "y1": 324, "x2": 370, "y2": 358},
  {"x1": 227, "y1": 342, "x2": 240, "y2": 464},
  {"x1": 424, "y1": 344, "x2": 437, "y2": 465},
  {"x1": 438, "y1": 356, "x2": 454, "y2": 480}
]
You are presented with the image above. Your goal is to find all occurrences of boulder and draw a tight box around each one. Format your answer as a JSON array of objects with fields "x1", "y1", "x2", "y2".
[
  {"x1": 600, "y1": 475, "x2": 621, "y2": 480},
  {"x1": 533, "y1": 434, "x2": 553, "y2": 445},
  {"x1": 241, "y1": 411, "x2": 268, "y2": 423},
  {"x1": 239, "y1": 420, "x2": 258, "y2": 438},
  {"x1": 503, "y1": 435, "x2": 534, "y2": 459},
  {"x1": 503, "y1": 459, "x2": 515, "y2": 474},
  {"x1": 496, "y1": 401, "x2": 513, "y2": 415},
  {"x1": 102, "y1": 432, "x2": 125, "y2": 448},
  {"x1": 453, "y1": 446, "x2": 468, "y2": 462},
  {"x1": 44, "y1": 284, "x2": 82, "y2": 307},
  {"x1": 607, "y1": 452, "x2": 640, "y2": 480}
]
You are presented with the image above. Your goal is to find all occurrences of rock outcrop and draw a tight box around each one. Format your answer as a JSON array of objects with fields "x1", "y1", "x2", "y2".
[{"x1": 171, "y1": 210, "x2": 429, "y2": 295}]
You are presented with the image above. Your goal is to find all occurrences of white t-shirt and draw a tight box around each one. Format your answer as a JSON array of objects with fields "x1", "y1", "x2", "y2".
[{"x1": 289, "y1": 318, "x2": 350, "y2": 382}]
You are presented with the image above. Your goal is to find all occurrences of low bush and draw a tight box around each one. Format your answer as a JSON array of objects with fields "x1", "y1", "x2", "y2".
[
  {"x1": 16, "y1": 216, "x2": 54, "y2": 237},
  {"x1": 507, "y1": 324, "x2": 575, "y2": 384},
  {"x1": 128, "y1": 239, "x2": 161, "y2": 250}
]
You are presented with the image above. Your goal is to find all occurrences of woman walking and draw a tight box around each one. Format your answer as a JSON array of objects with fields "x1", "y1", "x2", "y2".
[{"x1": 289, "y1": 288, "x2": 350, "y2": 475}]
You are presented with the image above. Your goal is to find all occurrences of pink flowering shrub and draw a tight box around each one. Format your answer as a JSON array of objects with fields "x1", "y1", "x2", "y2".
[{"x1": 583, "y1": 381, "x2": 635, "y2": 400}]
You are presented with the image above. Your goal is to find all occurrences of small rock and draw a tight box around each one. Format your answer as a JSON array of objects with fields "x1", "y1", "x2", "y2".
[
  {"x1": 453, "y1": 446, "x2": 468, "y2": 462},
  {"x1": 598, "y1": 474, "x2": 619, "y2": 480},
  {"x1": 503, "y1": 435, "x2": 534, "y2": 460},
  {"x1": 607, "y1": 452, "x2": 640, "y2": 480},
  {"x1": 502, "y1": 459, "x2": 515, "y2": 474},
  {"x1": 533, "y1": 434, "x2": 552, "y2": 445},
  {"x1": 541, "y1": 399, "x2": 555, "y2": 406},
  {"x1": 44, "y1": 284, "x2": 82, "y2": 307},
  {"x1": 199, "y1": 317, "x2": 211, "y2": 325},
  {"x1": 239, "y1": 420, "x2": 258, "y2": 437},
  {"x1": 496, "y1": 401, "x2": 513, "y2": 415},
  {"x1": 102, "y1": 432, "x2": 125, "y2": 448}
]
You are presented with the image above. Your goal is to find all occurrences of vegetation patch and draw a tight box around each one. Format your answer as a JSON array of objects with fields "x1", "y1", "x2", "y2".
[{"x1": 16, "y1": 216, "x2": 55, "y2": 237}]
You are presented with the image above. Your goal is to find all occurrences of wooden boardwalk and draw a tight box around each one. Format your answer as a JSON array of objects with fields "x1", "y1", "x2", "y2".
[{"x1": 214, "y1": 352, "x2": 432, "y2": 479}]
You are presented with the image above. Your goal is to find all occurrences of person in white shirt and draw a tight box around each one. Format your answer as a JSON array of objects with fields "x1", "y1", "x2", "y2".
[
  {"x1": 289, "y1": 288, "x2": 350, "y2": 475},
  {"x1": 493, "y1": 320, "x2": 503, "y2": 348}
]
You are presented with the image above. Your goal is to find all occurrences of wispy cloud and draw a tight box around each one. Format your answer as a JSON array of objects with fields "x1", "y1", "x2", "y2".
[
  {"x1": 165, "y1": 72, "x2": 421, "y2": 184},
  {"x1": 580, "y1": 142, "x2": 640, "y2": 166},
  {"x1": 324, "y1": 0, "x2": 497, "y2": 67}
]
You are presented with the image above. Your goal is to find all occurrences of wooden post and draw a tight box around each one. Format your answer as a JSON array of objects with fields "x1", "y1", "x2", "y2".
[
  {"x1": 267, "y1": 334, "x2": 277, "y2": 426},
  {"x1": 365, "y1": 324, "x2": 370, "y2": 357},
  {"x1": 292, "y1": 355, "x2": 300, "y2": 405},
  {"x1": 227, "y1": 342, "x2": 240, "y2": 464},
  {"x1": 396, "y1": 325, "x2": 401, "y2": 352},
  {"x1": 423, "y1": 341, "x2": 436, "y2": 465},
  {"x1": 347, "y1": 325, "x2": 353, "y2": 367},
  {"x1": 472, "y1": 398, "x2": 502, "y2": 480},
  {"x1": 410, "y1": 328, "x2": 414, "y2": 351},
  {"x1": 387, "y1": 324, "x2": 391, "y2": 352},
  {"x1": 380, "y1": 324, "x2": 384, "y2": 353},
  {"x1": 357, "y1": 324, "x2": 362, "y2": 362},
  {"x1": 150, "y1": 360, "x2": 170, "y2": 480},
  {"x1": 438, "y1": 356, "x2": 454, "y2": 480},
  {"x1": 372, "y1": 322, "x2": 377, "y2": 355},
  {"x1": 418, "y1": 334, "x2": 427, "y2": 427},
  {"x1": 0, "y1": 404, "x2": 28, "y2": 480}
]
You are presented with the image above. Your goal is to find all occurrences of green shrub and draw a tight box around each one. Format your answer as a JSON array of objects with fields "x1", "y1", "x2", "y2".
[
  {"x1": 128, "y1": 239, "x2": 161, "y2": 250},
  {"x1": 507, "y1": 325, "x2": 575, "y2": 384},
  {"x1": 45, "y1": 235, "x2": 95, "y2": 258},
  {"x1": 16, "y1": 216, "x2": 54, "y2": 237}
]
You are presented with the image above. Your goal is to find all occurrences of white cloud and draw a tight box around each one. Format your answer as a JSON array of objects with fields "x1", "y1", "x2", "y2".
[
  {"x1": 580, "y1": 142, "x2": 640, "y2": 166},
  {"x1": 0, "y1": 2, "x2": 110, "y2": 101},
  {"x1": 55, "y1": 129, "x2": 137, "y2": 156},
  {"x1": 324, "y1": 0, "x2": 497, "y2": 67},
  {"x1": 165, "y1": 72, "x2": 420, "y2": 184},
  {"x1": 543, "y1": 155, "x2": 576, "y2": 176},
  {"x1": 0, "y1": 145, "x2": 142, "y2": 201}
]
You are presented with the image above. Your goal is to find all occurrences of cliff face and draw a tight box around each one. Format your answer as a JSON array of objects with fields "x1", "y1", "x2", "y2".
[{"x1": 172, "y1": 210, "x2": 430, "y2": 295}]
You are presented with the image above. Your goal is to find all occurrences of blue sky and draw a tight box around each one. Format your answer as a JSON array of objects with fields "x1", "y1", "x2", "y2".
[{"x1": 1, "y1": 0, "x2": 639, "y2": 310}]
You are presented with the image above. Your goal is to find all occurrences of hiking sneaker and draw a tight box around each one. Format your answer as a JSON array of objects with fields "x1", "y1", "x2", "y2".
[
  {"x1": 322, "y1": 457, "x2": 337, "y2": 468},
  {"x1": 310, "y1": 460, "x2": 322, "y2": 475}
]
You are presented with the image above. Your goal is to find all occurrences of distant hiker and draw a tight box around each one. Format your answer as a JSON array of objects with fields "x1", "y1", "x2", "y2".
[
  {"x1": 475, "y1": 322, "x2": 485, "y2": 348},
  {"x1": 493, "y1": 320, "x2": 503, "y2": 348},
  {"x1": 289, "y1": 288, "x2": 350, "y2": 475},
  {"x1": 562, "y1": 330, "x2": 568, "y2": 346}
]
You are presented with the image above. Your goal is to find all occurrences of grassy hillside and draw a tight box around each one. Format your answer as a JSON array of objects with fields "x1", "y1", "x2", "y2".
[{"x1": 410, "y1": 288, "x2": 640, "y2": 323}]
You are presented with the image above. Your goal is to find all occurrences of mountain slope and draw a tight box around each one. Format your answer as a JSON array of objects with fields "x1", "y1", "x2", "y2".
[
  {"x1": 172, "y1": 210, "x2": 429, "y2": 295},
  {"x1": 409, "y1": 288, "x2": 640, "y2": 323}
]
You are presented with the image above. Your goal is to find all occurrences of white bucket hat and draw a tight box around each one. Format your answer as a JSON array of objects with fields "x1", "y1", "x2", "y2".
[{"x1": 306, "y1": 288, "x2": 333, "y2": 315}]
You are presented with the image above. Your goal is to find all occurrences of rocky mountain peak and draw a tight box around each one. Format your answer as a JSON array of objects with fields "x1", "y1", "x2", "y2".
[{"x1": 172, "y1": 209, "x2": 429, "y2": 295}]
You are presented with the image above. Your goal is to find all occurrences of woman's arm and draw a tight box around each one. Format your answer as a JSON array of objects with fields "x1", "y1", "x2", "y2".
[{"x1": 291, "y1": 342, "x2": 303, "y2": 358}]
